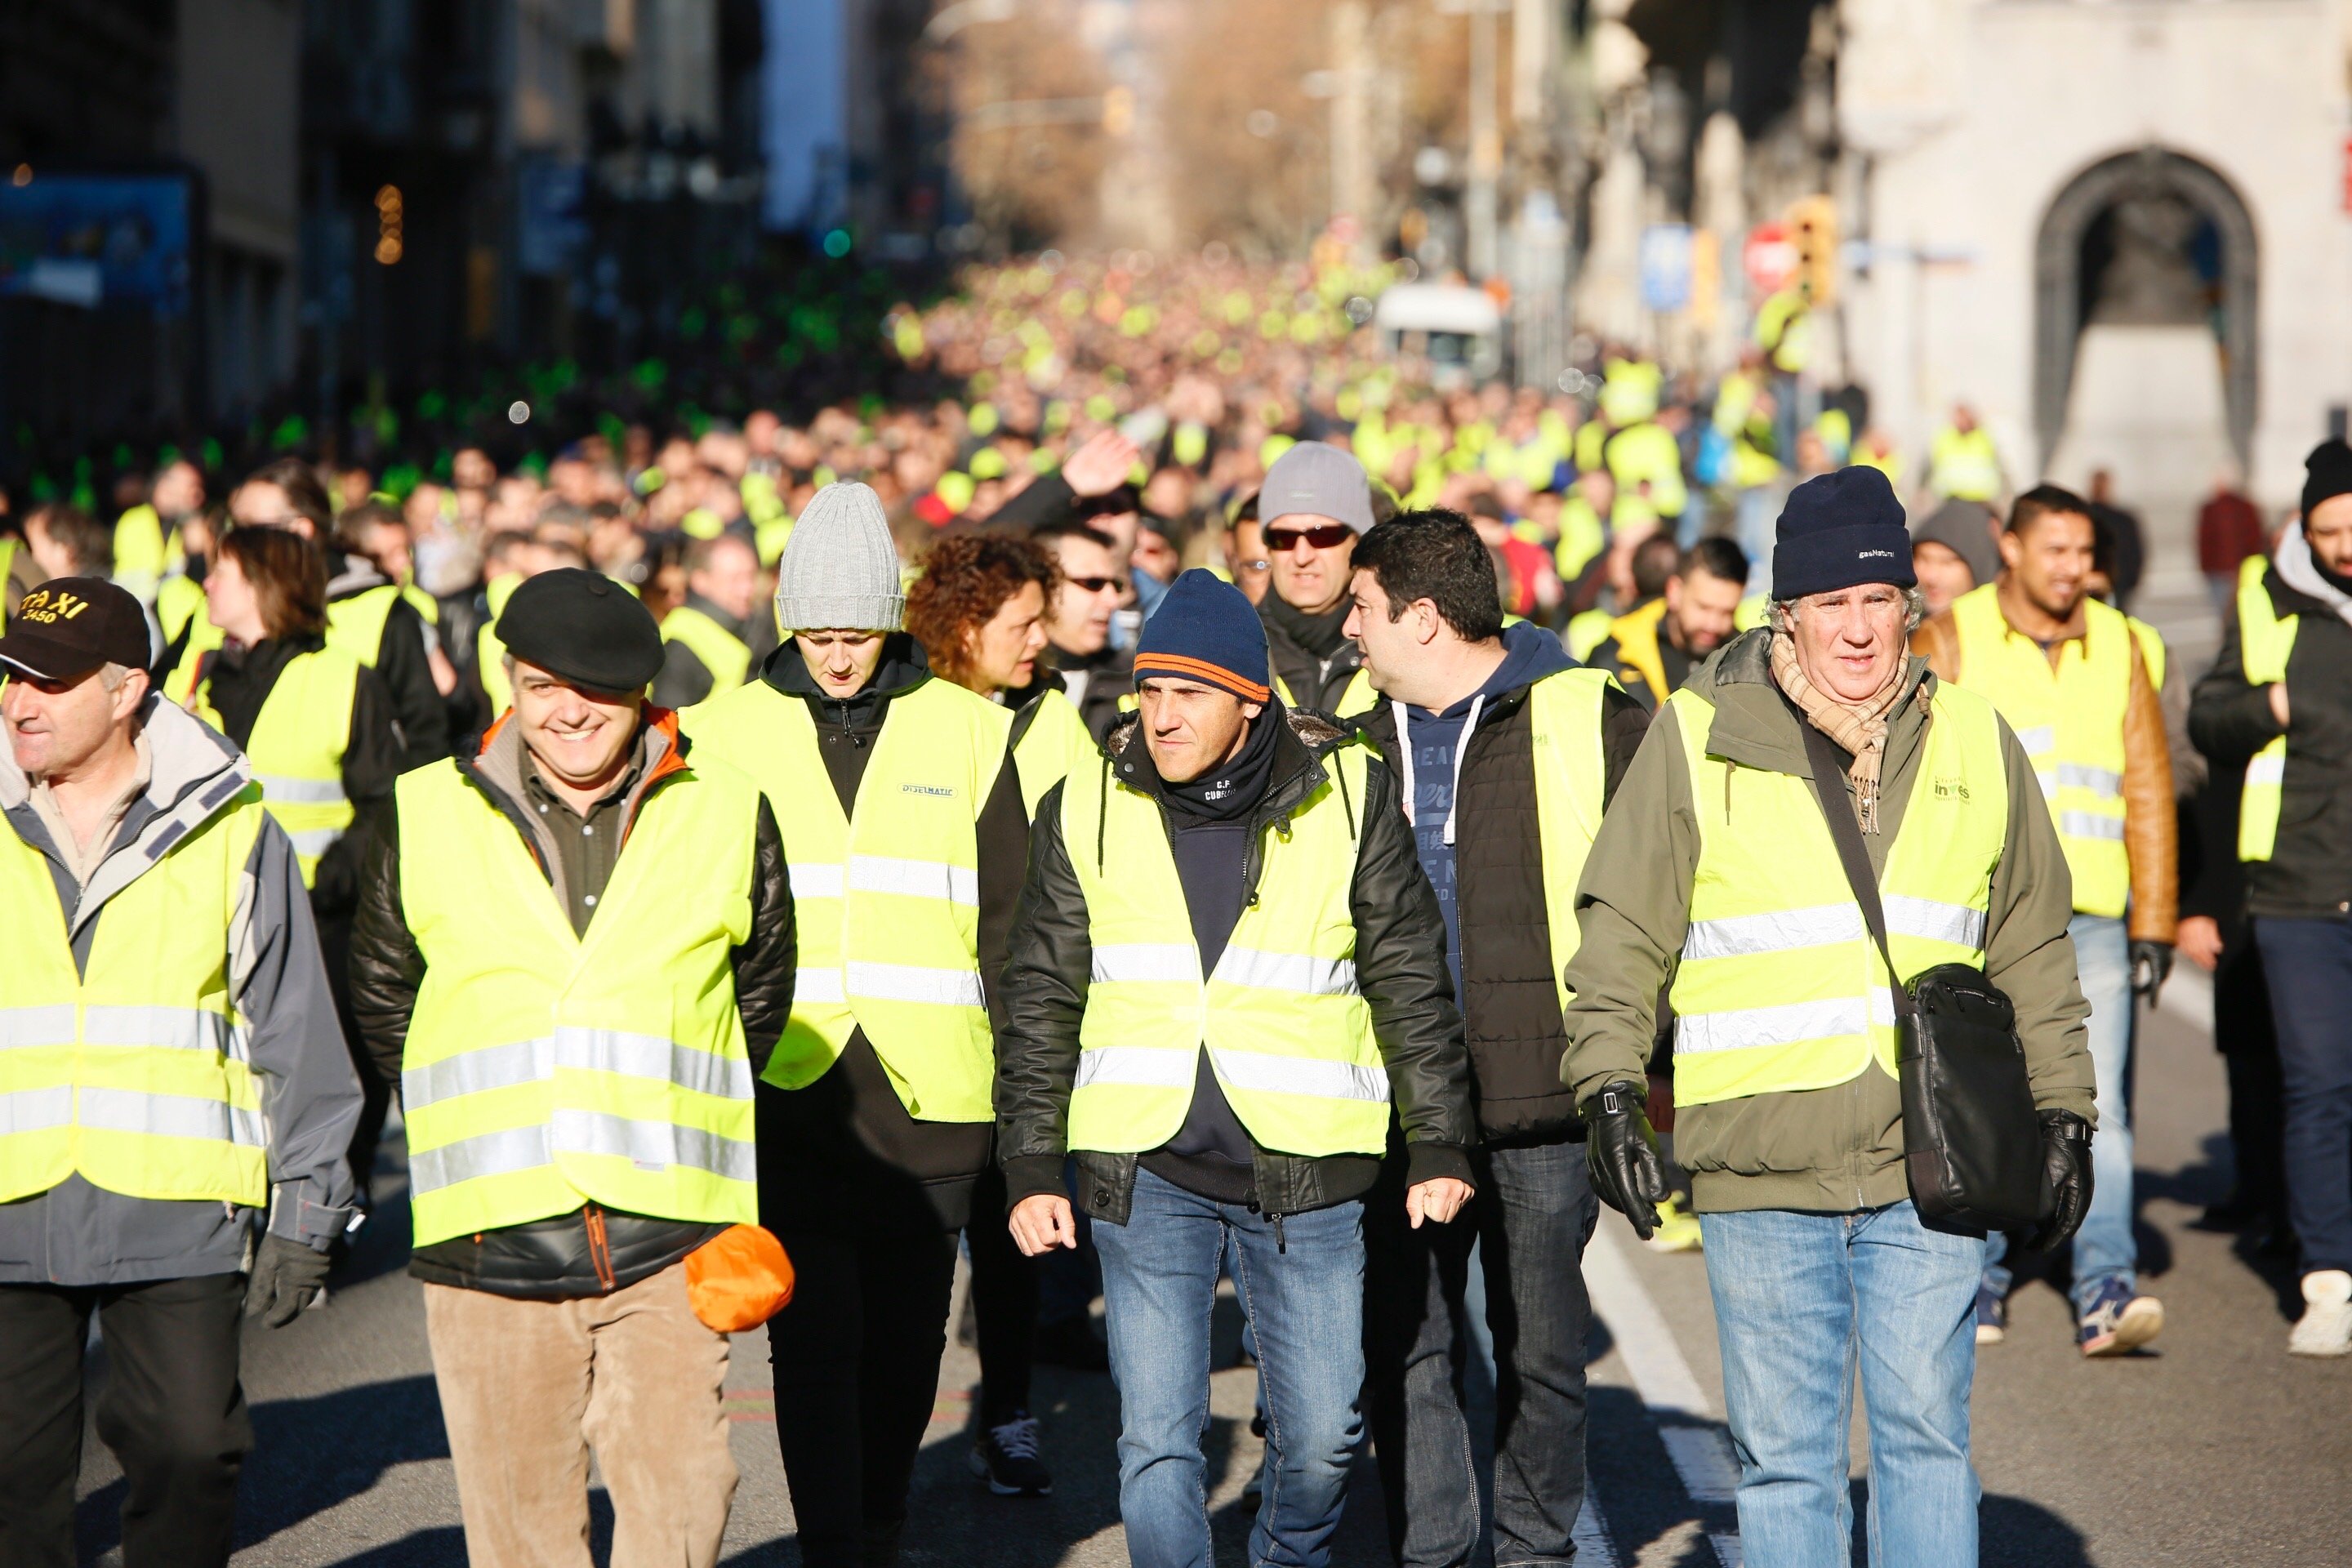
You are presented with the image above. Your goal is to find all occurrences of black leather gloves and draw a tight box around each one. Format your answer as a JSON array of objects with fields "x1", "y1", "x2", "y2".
[
  {"x1": 1584, "y1": 1081, "x2": 1672, "y2": 1241},
  {"x1": 2027, "y1": 1111, "x2": 2095, "y2": 1252},
  {"x1": 2130, "y1": 939, "x2": 2173, "y2": 1003},
  {"x1": 247, "y1": 1234, "x2": 332, "y2": 1328}
]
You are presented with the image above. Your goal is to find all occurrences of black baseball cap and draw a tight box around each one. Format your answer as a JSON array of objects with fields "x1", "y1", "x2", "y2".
[{"x1": 0, "y1": 578, "x2": 152, "y2": 682}]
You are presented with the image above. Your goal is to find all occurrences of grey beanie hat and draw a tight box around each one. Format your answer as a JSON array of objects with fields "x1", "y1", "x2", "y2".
[
  {"x1": 1260, "y1": 441, "x2": 1376, "y2": 533},
  {"x1": 773, "y1": 480, "x2": 905, "y2": 631}
]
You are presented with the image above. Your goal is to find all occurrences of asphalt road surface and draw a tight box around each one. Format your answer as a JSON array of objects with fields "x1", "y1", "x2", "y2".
[{"x1": 70, "y1": 967, "x2": 2352, "y2": 1565}]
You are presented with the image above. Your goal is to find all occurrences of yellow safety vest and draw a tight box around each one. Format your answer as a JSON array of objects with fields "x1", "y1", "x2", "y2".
[
  {"x1": 1010, "y1": 685, "x2": 1092, "y2": 818},
  {"x1": 1929, "y1": 428, "x2": 2002, "y2": 502},
  {"x1": 113, "y1": 504, "x2": 168, "y2": 599},
  {"x1": 478, "y1": 575, "x2": 522, "y2": 715},
  {"x1": 156, "y1": 573, "x2": 206, "y2": 644},
  {"x1": 1665, "y1": 679, "x2": 2010, "y2": 1107},
  {"x1": 659, "y1": 605, "x2": 753, "y2": 695},
  {"x1": 1948, "y1": 584, "x2": 2132, "y2": 917},
  {"x1": 1605, "y1": 422, "x2": 1688, "y2": 519},
  {"x1": 2127, "y1": 615, "x2": 2166, "y2": 693},
  {"x1": 0, "y1": 537, "x2": 16, "y2": 629},
  {"x1": 680, "y1": 678, "x2": 1011, "y2": 1119},
  {"x1": 0, "y1": 778, "x2": 270, "y2": 1207},
  {"x1": 326, "y1": 583, "x2": 402, "y2": 668},
  {"x1": 2234, "y1": 556, "x2": 2297, "y2": 862},
  {"x1": 163, "y1": 592, "x2": 229, "y2": 706},
  {"x1": 1566, "y1": 606, "x2": 1618, "y2": 663},
  {"x1": 1601, "y1": 597, "x2": 1672, "y2": 708},
  {"x1": 394, "y1": 748, "x2": 762, "y2": 1246},
  {"x1": 1554, "y1": 497, "x2": 1606, "y2": 583},
  {"x1": 402, "y1": 584, "x2": 441, "y2": 626},
  {"x1": 191, "y1": 645, "x2": 360, "y2": 888},
  {"x1": 1273, "y1": 666, "x2": 1377, "y2": 721},
  {"x1": 1062, "y1": 737, "x2": 1387, "y2": 1157}
]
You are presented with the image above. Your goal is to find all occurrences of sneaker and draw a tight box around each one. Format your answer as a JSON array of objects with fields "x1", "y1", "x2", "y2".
[
  {"x1": 2288, "y1": 1270, "x2": 2352, "y2": 1357},
  {"x1": 969, "y1": 1411, "x2": 1053, "y2": 1496},
  {"x1": 1974, "y1": 1281, "x2": 2007, "y2": 1346},
  {"x1": 2077, "y1": 1278, "x2": 2163, "y2": 1357},
  {"x1": 1644, "y1": 1194, "x2": 1704, "y2": 1254}
]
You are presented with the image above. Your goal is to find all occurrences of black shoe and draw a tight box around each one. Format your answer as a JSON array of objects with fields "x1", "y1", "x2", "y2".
[
  {"x1": 1035, "y1": 1316, "x2": 1111, "y2": 1371},
  {"x1": 969, "y1": 1411, "x2": 1054, "y2": 1496}
]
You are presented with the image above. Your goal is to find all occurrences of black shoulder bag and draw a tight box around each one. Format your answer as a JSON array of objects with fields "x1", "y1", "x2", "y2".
[{"x1": 1799, "y1": 720, "x2": 2046, "y2": 1236}]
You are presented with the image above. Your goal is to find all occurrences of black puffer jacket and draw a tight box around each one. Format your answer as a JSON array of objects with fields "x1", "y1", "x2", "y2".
[
  {"x1": 996, "y1": 710, "x2": 1475, "y2": 1224},
  {"x1": 2189, "y1": 555, "x2": 2352, "y2": 920},
  {"x1": 1353, "y1": 672, "x2": 1648, "y2": 1143},
  {"x1": 1260, "y1": 594, "x2": 1365, "y2": 717},
  {"x1": 349, "y1": 714, "x2": 795, "y2": 1299}
]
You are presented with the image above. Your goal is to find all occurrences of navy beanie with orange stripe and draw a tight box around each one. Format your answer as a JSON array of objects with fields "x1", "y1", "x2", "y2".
[{"x1": 1134, "y1": 568, "x2": 1273, "y2": 704}]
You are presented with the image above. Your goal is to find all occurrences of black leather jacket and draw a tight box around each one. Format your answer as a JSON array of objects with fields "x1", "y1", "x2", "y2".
[
  {"x1": 996, "y1": 710, "x2": 1475, "y2": 1224},
  {"x1": 350, "y1": 714, "x2": 795, "y2": 1299}
]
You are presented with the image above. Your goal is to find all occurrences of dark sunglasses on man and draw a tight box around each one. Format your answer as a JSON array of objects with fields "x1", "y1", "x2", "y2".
[
  {"x1": 1066, "y1": 573, "x2": 1129, "y2": 595},
  {"x1": 1264, "y1": 523, "x2": 1354, "y2": 552}
]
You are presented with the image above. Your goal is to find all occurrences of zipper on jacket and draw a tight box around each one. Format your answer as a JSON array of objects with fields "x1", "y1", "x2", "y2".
[
  {"x1": 1270, "y1": 1212, "x2": 1287, "y2": 1254},
  {"x1": 584, "y1": 1204, "x2": 617, "y2": 1293}
]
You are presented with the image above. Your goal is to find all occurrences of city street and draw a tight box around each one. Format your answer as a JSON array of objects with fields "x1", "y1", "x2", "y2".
[{"x1": 69, "y1": 969, "x2": 2352, "y2": 1566}]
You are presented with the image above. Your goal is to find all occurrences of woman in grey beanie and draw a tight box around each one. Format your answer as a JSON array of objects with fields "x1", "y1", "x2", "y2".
[{"x1": 679, "y1": 480, "x2": 1042, "y2": 1557}]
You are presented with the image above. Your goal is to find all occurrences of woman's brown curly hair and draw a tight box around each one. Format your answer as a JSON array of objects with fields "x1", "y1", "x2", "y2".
[{"x1": 906, "y1": 532, "x2": 1059, "y2": 693}]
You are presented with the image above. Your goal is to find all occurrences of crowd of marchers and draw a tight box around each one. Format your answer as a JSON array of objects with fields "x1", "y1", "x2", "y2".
[{"x1": 0, "y1": 253, "x2": 2345, "y2": 1568}]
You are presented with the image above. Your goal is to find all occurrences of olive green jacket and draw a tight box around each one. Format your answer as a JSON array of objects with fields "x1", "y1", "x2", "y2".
[{"x1": 1561, "y1": 629, "x2": 2096, "y2": 1214}]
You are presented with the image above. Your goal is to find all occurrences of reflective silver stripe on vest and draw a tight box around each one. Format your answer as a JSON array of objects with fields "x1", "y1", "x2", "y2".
[
  {"x1": 256, "y1": 774, "x2": 350, "y2": 806},
  {"x1": 848, "y1": 854, "x2": 981, "y2": 907},
  {"x1": 558, "y1": 1027, "x2": 752, "y2": 1102},
  {"x1": 2058, "y1": 811, "x2": 2125, "y2": 843},
  {"x1": 1681, "y1": 903, "x2": 1862, "y2": 962},
  {"x1": 845, "y1": 961, "x2": 986, "y2": 1007},
  {"x1": 1212, "y1": 947, "x2": 1359, "y2": 998},
  {"x1": 284, "y1": 826, "x2": 344, "y2": 859},
  {"x1": 0, "y1": 1085, "x2": 74, "y2": 1134},
  {"x1": 2015, "y1": 726, "x2": 2055, "y2": 757},
  {"x1": 75, "y1": 1086, "x2": 263, "y2": 1147},
  {"x1": 790, "y1": 863, "x2": 846, "y2": 902},
  {"x1": 1210, "y1": 1047, "x2": 1390, "y2": 1103},
  {"x1": 1090, "y1": 943, "x2": 1197, "y2": 986},
  {"x1": 0, "y1": 1006, "x2": 80, "y2": 1050},
  {"x1": 2245, "y1": 753, "x2": 2286, "y2": 787},
  {"x1": 78, "y1": 1004, "x2": 242, "y2": 1055},
  {"x1": 1676, "y1": 990, "x2": 1898, "y2": 1056},
  {"x1": 403, "y1": 1036, "x2": 555, "y2": 1110},
  {"x1": 1882, "y1": 895, "x2": 1986, "y2": 952},
  {"x1": 550, "y1": 1108, "x2": 757, "y2": 1183},
  {"x1": 1076, "y1": 1045, "x2": 1201, "y2": 1089},
  {"x1": 793, "y1": 968, "x2": 848, "y2": 1005},
  {"x1": 2054, "y1": 763, "x2": 2123, "y2": 798},
  {"x1": 409, "y1": 1124, "x2": 553, "y2": 1193}
]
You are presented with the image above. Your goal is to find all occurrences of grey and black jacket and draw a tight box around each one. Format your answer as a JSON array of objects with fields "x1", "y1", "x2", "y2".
[
  {"x1": 0, "y1": 697, "x2": 362, "y2": 1285},
  {"x1": 996, "y1": 710, "x2": 1476, "y2": 1225},
  {"x1": 1353, "y1": 672, "x2": 1650, "y2": 1144}
]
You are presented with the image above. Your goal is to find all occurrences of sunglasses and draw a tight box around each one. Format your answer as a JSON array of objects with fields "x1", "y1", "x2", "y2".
[
  {"x1": 1066, "y1": 574, "x2": 1129, "y2": 595},
  {"x1": 1265, "y1": 523, "x2": 1354, "y2": 551}
]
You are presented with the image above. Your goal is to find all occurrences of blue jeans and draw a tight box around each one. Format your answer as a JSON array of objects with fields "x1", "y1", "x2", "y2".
[
  {"x1": 1986, "y1": 911, "x2": 2135, "y2": 1312},
  {"x1": 1703, "y1": 1201, "x2": 1984, "y2": 1568},
  {"x1": 1094, "y1": 1167, "x2": 1366, "y2": 1568},
  {"x1": 2254, "y1": 916, "x2": 2352, "y2": 1274}
]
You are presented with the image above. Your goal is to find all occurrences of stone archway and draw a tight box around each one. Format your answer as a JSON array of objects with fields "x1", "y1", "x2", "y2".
[{"x1": 2034, "y1": 146, "x2": 2258, "y2": 469}]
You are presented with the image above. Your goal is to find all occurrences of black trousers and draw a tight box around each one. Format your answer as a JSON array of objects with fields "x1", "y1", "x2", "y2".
[
  {"x1": 2217, "y1": 939, "x2": 2288, "y2": 1220},
  {"x1": 965, "y1": 1162, "x2": 1039, "y2": 1429},
  {"x1": 0, "y1": 1272, "x2": 251, "y2": 1568},
  {"x1": 767, "y1": 1223, "x2": 959, "y2": 1568}
]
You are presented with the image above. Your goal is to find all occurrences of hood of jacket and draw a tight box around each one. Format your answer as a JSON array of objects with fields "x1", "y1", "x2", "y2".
[
  {"x1": 2269, "y1": 522, "x2": 2352, "y2": 629},
  {"x1": 0, "y1": 695, "x2": 254, "y2": 934},
  {"x1": 326, "y1": 552, "x2": 392, "y2": 601}
]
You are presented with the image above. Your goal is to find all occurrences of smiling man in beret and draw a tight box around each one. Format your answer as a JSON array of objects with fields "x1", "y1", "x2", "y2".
[{"x1": 348, "y1": 568, "x2": 795, "y2": 1567}]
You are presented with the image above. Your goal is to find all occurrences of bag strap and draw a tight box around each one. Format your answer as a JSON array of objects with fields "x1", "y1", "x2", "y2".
[{"x1": 1797, "y1": 719, "x2": 1913, "y2": 1022}]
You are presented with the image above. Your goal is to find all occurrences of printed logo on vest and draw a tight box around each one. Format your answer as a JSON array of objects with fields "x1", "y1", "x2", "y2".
[
  {"x1": 1933, "y1": 775, "x2": 1971, "y2": 801},
  {"x1": 902, "y1": 783, "x2": 955, "y2": 798}
]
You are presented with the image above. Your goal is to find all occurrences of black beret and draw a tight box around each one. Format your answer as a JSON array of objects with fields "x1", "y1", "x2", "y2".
[{"x1": 493, "y1": 568, "x2": 665, "y2": 693}]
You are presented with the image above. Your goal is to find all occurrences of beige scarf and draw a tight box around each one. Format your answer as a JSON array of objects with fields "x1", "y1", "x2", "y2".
[{"x1": 1770, "y1": 630, "x2": 1911, "y2": 833}]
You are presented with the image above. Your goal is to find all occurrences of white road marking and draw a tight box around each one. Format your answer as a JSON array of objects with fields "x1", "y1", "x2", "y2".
[{"x1": 1586, "y1": 1218, "x2": 1743, "y2": 1566}]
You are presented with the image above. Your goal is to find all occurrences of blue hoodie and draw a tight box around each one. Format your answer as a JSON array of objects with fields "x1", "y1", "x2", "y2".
[{"x1": 1392, "y1": 621, "x2": 1575, "y2": 994}]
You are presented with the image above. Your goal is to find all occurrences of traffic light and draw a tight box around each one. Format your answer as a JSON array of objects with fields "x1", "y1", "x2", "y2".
[
  {"x1": 374, "y1": 185, "x2": 404, "y2": 265},
  {"x1": 1788, "y1": 194, "x2": 1836, "y2": 305}
]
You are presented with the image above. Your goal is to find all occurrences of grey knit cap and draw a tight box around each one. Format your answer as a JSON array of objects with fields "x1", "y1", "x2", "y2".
[
  {"x1": 1260, "y1": 441, "x2": 1376, "y2": 533},
  {"x1": 773, "y1": 481, "x2": 905, "y2": 631}
]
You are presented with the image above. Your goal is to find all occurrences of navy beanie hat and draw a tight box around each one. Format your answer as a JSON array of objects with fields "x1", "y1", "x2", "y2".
[
  {"x1": 1134, "y1": 568, "x2": 1272, "y2": 703},
  {"x1": 1772, "y1": 466, "x2": 1917, "y2": 600}
]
